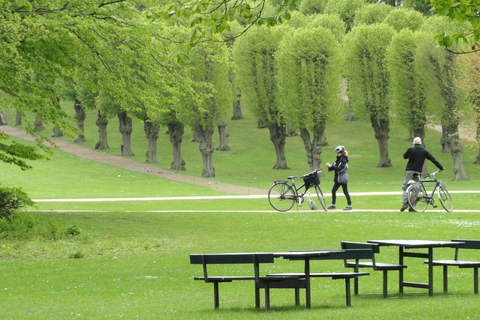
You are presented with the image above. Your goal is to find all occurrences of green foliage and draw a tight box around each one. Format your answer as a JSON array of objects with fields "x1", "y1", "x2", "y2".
[
  {"x1": 383, "y1": 8, "x2": 425, "y2": 32},
  {"x1": 232, "y1": 26, "x2": 284, "y2": 127},
  {"x1": 387, "y1": 29, "x2": 426, "y2": 133},
  {"x1": 179, "y1": 40, "x2": 232, "y2": 129},
  {"x1": 277, "y1": 27, "x2": 342, "y2": 130},
  {"x1": 430, "y1": 0, "x2": 480, "y2": 51},
  {"x1": 0, "y1": 186, "x2": 34, "y2": 219},
  {"x1": 150, "y1": 0, "x2": 299, "y2": 45},
  {"x1": 0, "y1": 132, "x2": 45, "y2": 170},
  {"x1": 309, "y1": 13, "x2": 347, "y2": 42},
  {"x1": 69, "y1": 251, "x2": 84, "y2": 259},
  {"x1": 354, "y1": 3, "x2": 394, "y2": 27},
  {"x1": 0, "y1": 212, "x2": 37, "y2": 239},
  {"x1": 299, "y1": 0, "x2": 329, "y2": 16},
  {"x1": 344, "y1": 24, "x2": 395, "y2": 122},
  {"x1": 65, "y1": 225, "x2": 82, "y2": 237},
  {"x1": 281, "y1": 11, "x2": 308, "y2": 28},
  {"x1": 325, "y1": 0, "x2": 366, "y2": 31}
]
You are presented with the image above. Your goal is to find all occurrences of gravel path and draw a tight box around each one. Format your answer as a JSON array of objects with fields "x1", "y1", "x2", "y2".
[{"x1": 0, "y1": 125, "x2": 267, "y2": 195}]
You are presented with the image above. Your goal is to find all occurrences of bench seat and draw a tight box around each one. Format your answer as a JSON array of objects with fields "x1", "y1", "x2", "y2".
[
  {"x1": 190, "y1": 253, "x2": 306, "y2": 310},
  {"x1": 341, "y1": 241, "x2": 407, "y2": 298},
  {"x1": 426, "y1": 239, "x2": 480, "y2": 294},
  {"x1": 345, "y1": 261, "x2": 407, "y2": 271},
  {"x1": 268, "y1": 272, "x2": 370, "y2": 279},
  {"x1": 430, "y1": 260, "x2": 480, "y2": 268},
  {"x1": 267, "y1": 272, "x2": 369, "y2": 306},
  {"x1": 194, "y1": 276, "x2": 256, "y2": 282}
]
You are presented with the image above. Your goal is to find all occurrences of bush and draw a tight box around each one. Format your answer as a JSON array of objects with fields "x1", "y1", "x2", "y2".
[
  {"x1": 0, "y1": 186, "x2": 34, "y2": 219},
  {"x1": 0, "y1": 212, "x2": 38, "y2": 239}
]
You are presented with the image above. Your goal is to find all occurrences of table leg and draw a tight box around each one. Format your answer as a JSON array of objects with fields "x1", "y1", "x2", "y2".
[
  {"x1": 305, "y1": 258, "x2": 311, "y2": 309},
  {"x1": 428, "y1": 247, "x2": 433, "y2": 296},
  {"x1": 399, "y1": 246, "x2": 404, "y2": 293}
]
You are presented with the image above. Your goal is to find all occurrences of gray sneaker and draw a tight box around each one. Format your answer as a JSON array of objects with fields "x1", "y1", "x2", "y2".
[
  {"x1": 327, "y1": 204, "x2": 336, "y2": 209},
  {"x1": 343, "y1": 205, "x2": 352, "y2": 211}
]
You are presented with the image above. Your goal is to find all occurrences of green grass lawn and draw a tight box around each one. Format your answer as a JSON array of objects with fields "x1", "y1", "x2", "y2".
[
  {"x1": 2, "y1": 210, "x2": 480, "y2": 319},
  {"x1": 4, "y1": 102, "x2": 480, "y2": 194},
  {"x1": 1, "y1": 105, "x2": 480, "y2": 319}
]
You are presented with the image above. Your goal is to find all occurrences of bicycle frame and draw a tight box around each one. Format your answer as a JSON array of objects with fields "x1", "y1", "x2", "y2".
[
  {"x1": 406, "y1": 170, "x2": 453, "y2": 212},
  {"x1": 268, "y1": 169, "x2": 327, "y2": 212}
]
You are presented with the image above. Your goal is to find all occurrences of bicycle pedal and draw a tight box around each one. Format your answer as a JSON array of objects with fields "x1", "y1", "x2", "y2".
[{"x1": 433, "y1": 205, "x2": 438, "y2": 208}]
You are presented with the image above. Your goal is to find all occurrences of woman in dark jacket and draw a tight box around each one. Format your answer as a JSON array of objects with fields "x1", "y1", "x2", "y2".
[{"x1": 326, "y1": 146, "x2": 352, "y2": 210}]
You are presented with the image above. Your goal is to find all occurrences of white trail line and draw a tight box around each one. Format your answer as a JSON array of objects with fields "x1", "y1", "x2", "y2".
[{"x1": 33, "y1": 190, "x2": 480, "y2": 202}]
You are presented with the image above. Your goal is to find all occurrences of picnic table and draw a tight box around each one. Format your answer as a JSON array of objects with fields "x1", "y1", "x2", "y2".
[
  {"x1": 367, "y1": 240, "x2": 463, "y2": 296},
  {"x1": 271, "y1": 249, "x2": 371, "y2": 308},
  {"x1": 191, "y1": 249, "x2": 372, "y2": 310}
]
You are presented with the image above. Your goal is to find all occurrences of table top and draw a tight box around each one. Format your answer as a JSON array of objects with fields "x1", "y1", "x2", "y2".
[
  {"x1": 367, "y1": 240, "x2": 463, "y2": 248},
  {"x1": 272, "y1": 250, "x2": 334, "y2": 259}
]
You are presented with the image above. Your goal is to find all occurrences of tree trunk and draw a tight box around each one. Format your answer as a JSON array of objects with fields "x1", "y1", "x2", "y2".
[
  {"x1": 74, "y1": 99, "x2": 86, "y2": 143},
  {"x1": 95, "y1": 111, "x2": 109, "y2": 150},
  {"x1": 445, "y1": 126, "x2": 469, "y2": 180},
  {"x1": 269, "y1": 124, "x2": 289, "y2": 170},
  {"x1": 441, "y1": 125, "x2": 450, "y2": 153},
  {"x1": 34, "y1": 115, "x2": 45, "y2": 131},
  {"x1": 52, "y1": 98, "x2": 64, "y2": 137},
  {"x1": 474, "y1": 112, "x2": 480, "y2": 164},
  {"x1": 0, "y1": 110, "x2": 7, "y2": 125},
  {"x1": 412, "y1": 127, "x2": 425, "y2": 142},
  {"x1": 118, "y1": 111, "x2": 134, "y2": 156},
  {"x1": 216, "y1": 120, "x2": 231, "y2": 151},
  {"x1": 191, "y1": 130, "x2": 199, "y2": 142},
  {"x1": 299, "y1": 126, "x2": 324, "y2": 171},
  {"x1": 168, "y1": 122, "x2": 186, "y2": 171},
  {"x1": 345, "y1": 103, "x2": 356, "y2": 121},
  {"x1": 287, "y1": 127, "x2": 298, "y2": 137},
  {"x1": 371, "y1": 118, "x2": 392, "y2": 167},
  {"x1": 15, "y1": 111, "x2": 21, "y2": 126},
  {"x1": 144, "y1": 120, "x2": 160, "y2": 163},
  {"x1": 231, "y1": 91, "x2": 243, "y2": 120},
  {"x1": 196, "y1": 124, "x2": 215, "y2": 177}
]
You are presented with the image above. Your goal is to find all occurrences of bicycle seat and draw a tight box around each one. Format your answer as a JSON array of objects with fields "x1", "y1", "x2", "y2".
[{"x1": 287, "y1": 176, "x2": 298, "y2": 180}]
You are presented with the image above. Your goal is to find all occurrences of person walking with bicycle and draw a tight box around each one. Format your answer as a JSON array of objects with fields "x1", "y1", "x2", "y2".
[
  {"x1": 326, "y1": 146, "x2": 352, "y2": 210},
  {"x1": 401, "y1": 137, "x2": 444, "y2": 212}
]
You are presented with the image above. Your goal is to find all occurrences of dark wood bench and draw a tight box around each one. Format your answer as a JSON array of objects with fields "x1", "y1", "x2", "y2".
[
  {"x1": 427, "y1": 239, "x2": 480, "y2": 294},
  {"x1": 268, "y1": 249, "x2": 371, "y2": 306},
  {"x1": 190, "y1": 253, "x2": 306, "y2": 310},
  {"x1": 341, "y1": 241, "x2": 407, "y2": 298}
]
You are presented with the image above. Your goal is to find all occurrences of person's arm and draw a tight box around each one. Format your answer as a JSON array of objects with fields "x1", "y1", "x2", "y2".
[
  {"x1": 425, "y1": 151, "x2": 444, "y2": 171},
  {"x1": 403, "y1": 148, "x2": 410, "y2": 159}
]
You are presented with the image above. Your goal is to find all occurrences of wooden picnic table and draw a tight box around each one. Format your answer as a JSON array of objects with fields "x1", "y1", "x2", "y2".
[{"x1": 367, "y1": 240, "x2": 463, "y2": 296}]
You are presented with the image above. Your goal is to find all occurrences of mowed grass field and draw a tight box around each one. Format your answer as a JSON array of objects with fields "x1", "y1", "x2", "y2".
[{"x1": 0, "y1": 105, "x2": 479, "y2": 319}]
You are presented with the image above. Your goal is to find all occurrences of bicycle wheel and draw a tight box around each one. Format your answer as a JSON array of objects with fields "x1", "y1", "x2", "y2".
[
  {"x1": 268, "y1": 182, "x2": 296, "y2": 212},
  {"x1": 406, "y1": 184, "x2": 427, "y2": 212},
  {"x1": 314, "y1": 185, "x2": 327, "y2": 211},
  {"x1": 437, "y1": 186, "x2": 453, "y2": 212}
]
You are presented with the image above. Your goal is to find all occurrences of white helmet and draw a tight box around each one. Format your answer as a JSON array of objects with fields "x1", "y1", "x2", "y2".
[{"x1": 334, "y1": 146, "x2": 345, "y2": 153}]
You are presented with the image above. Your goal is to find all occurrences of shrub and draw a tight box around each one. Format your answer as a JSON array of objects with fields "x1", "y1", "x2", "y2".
[
  {"x1": 0, "y1": 212, "x2": 38, "y2": 239},
  {"x1": 69, "y1": 251, "x2": 84, "y2": 259},
  {"x1": 65, "y1": 225, "x2": 82, "y2": 236},
  {"x1": 0, "y1": 186, "x2": 34, "y2": 219}
]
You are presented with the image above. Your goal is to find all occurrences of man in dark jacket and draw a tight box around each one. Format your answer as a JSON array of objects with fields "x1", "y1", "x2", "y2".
[{"x1": 400, "y1": 137, "x2": 444, "y2": 211}]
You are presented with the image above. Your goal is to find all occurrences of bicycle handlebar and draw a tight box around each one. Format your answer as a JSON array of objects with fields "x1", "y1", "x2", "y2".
[{"x1": 423, "y1": 170, "x2": 442, "y2": 179}]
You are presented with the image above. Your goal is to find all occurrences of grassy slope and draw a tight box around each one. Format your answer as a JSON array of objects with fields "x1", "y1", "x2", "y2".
[
  {"x1": 1, "y1": 105, "x2": 479, "y2": 319},
  {"x1": 2, "y1": 102, "x2": 479, "y2": 210}
]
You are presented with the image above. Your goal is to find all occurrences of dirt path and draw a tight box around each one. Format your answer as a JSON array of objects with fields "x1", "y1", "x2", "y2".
[{"x1": 0, "y1": 126, "x2": 267, "y2": 195}]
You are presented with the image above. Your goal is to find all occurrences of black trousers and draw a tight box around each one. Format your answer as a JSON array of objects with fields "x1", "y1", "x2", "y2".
[{"x1": 331, "y1": 182, "x2": 352, "y2": 205}]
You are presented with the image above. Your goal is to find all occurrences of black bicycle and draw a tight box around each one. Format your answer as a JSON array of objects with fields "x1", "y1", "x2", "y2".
[
  {"x1": 406, "y1": 170, "x2": 453, "y2": 212},
  {"x1": 268, "y1": 169, "x2": 327, "y2": 212}
]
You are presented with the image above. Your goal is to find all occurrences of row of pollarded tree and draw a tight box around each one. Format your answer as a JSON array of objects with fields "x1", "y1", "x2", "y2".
[{"x1": 231, "y1": 5, "x2": 478, "y2": 181}]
